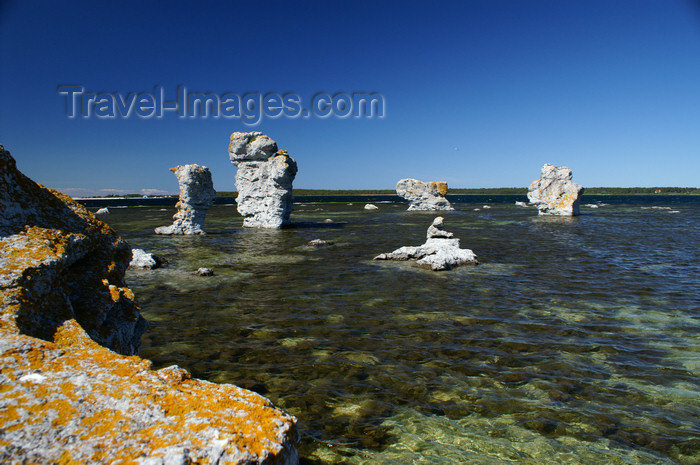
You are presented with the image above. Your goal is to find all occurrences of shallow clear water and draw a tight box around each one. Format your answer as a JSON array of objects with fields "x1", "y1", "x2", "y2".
[{"x1": 101, "y1": 197, "x2": 699, "y2": 464}]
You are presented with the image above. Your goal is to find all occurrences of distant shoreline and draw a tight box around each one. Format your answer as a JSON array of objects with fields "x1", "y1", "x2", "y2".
[{"x1": 74, "y1": 187, "x2": 700, "y2": 200}]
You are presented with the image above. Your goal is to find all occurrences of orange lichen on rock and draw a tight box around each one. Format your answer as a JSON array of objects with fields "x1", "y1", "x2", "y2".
[
  {"x1": 396, "y1": 178, "x2": 453, "y2": 211},
  {"x1": 0, "y1": 145, "x2": 299, "y2": 464},
  {"x1": 427, "y1": 181, "x2": 448, "y2": 196}
]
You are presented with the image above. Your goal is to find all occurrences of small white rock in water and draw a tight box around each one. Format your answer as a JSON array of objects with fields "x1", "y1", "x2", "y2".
[
  {"x1": 323, "y1": 218, "x2": 334, "y2": 223},
  {"x1": 129, "y1": 249, "x2": 166, "y2": 269},
  {"x1": 95, "y1": 207, "x2": 110, "y2": 215},
  {"x1": 668, "y1": 210, "x2": 681, "y2": 214},
  {"x1": 193, "y1": 267, "x2": 214, "y2": 276},
  {"x1": 473, "y1": 208, "x2": 480, "y2": 211},
  {"x1": 515, "y1": 201, "x2": 529, "y2": 207},
  {"x1": 308, "y1": 239, "x2": 332, "y2": 247},
  {"x1": 482, "y1": 205, "x2": 491, "y2": 209},
  {"x1": 374, "y1": 216, "x2": 477, "y2": 271},
  {"x1": 364, "y1": 204, "x2": 379, "y2": 210},
  {"x1": 585, "y1": 204, "x2": 599, "y2": 208}
]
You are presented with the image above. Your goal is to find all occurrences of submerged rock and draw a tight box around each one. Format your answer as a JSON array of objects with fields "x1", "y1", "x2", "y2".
[
  {"x1": 515, "y1": 201, "x2": 529, "y2": 207},
  {"x1": 194, "y1": 267, "x2": 214, "y2": 276},
  {"x1": 374, "y1": 217, "x2": 477, "y2": 271},
  {"x1": 527, "y1": 164, "x2": 584, "y2": 216},
  {"x1": 155, "y1": 164, "x2": 216, "y2": 235},
  {"x1": 129, "y1": 248, "x2": 166, "y2": 269},
  {"x1": 396, "y1": 178, "x2": 453, "y2": 211},
  {"x1": 308, "y1": 239, "x2": 332, "y2": 247},
  {"x1": 0, "y1": 145, "x2": 299, "y2": 464},
  {"x1": 228, "y1": 132, "x2": 297, "y2": 228}
]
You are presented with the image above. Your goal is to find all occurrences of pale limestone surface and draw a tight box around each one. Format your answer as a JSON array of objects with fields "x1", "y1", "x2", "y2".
[
  {"x1": 228, "y1": 132, "x2": 297, "y2": 228},
  {"x1": 527, "y1": 164, "x2": 584, "y2": 216},
  {"x1": 396, "y1": 178, "x2": 453, "y2": 211},
  {"x1": 0, "y1": 145, "x2": 299, "y2": 464},
  {"x1": 155, "y1": 164, "x2": 216, "y2": 235},
  {"x1": 374, "y1": 217, "x2": 477, "y2": 271},
  {"x1": 129, "y1": 249, "x2": 165, "y2": 269}
]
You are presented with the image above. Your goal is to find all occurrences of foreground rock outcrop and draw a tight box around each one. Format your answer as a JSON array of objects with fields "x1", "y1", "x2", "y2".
[
  {"x1": 228, "y1": 132, "x2": 297, "y2": 228},
  {"x1": 0, "y1": 145, "x2": 299, "y2": 464},
  {"x1": 374, "y1": 217, "x2": 477, "y2": 270},
  {"x1": 396, "y1": 178, "x2": 454, "y2": 211},
  {"x1": 155, "y1": 164, "x2": 216, "y2": 235},
  {"x1": 527, "y1": 164, "x2": 584, "y2": 216}
]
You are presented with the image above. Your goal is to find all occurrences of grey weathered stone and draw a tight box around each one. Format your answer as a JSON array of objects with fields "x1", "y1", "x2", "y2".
[
  {"x1": 228, "y1": 132, "x2": 297, "y2": 228},
  {"x1": 374, "y1": 217, "x2": 477, "y2": 271},
  {"x1": 155, "y1": 164, "x2": 216, "y2": 235},
  {"x1": 0, "y1": 145, "x2": 299, "y2": 464},
  {"x1": 307, "y1": 239, "x2": 332, "y2": 247},
  {"x1": 129, "y1": 249, "x2": 166, "y2": 269},
  {"x1": 396, "y1": 179, "x2": 453, "y2": 211},
  {"x1": 527, "y1": 164, "x2": 584, "y2": 216},
  {"x1": 193, "y1": 267, "x2": 214, "y2": 276}
]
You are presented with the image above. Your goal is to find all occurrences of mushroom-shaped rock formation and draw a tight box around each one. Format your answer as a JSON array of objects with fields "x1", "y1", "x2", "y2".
[
  {"x1": 396, "y1": 178, "x2": 454, "y2": 211},
  {"x1": 527, "y1": 164, "x2": 584, "y2": 216},
  {"x1": 0, "y1": 145, "x2": 299, "y2": 464},
  {"x1": 374, "y1": 216, "x2": 477, "y2": 271},
  {"x1": 228, "y1": 132, "x2": 298, "y2": 228},
  {"x1": 155, "y1": 164, "x2": 216, "y2": 235}
]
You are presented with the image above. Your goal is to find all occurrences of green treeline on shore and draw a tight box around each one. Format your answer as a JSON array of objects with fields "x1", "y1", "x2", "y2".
[
  {"x1": 97, "y1": 187, "x2": 699, "y2": 198},
  {"x1": 215, "y1": 187, "x2": 699, "y2": 197}
]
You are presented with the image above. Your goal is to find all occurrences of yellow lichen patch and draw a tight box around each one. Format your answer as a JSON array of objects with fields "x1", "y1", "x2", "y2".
[
  {"x1": 1, "y1": 145, "x2": 298, "y2": 463},
  {"x1": 427, "y1": 181, "x2": 448, "y2": 196},
  {"x1": 554, "y1": 192, "x2": 579, "y2": 210},
  {"x1": 169, "y1": 166, "x2": 179, "y2": 173}
]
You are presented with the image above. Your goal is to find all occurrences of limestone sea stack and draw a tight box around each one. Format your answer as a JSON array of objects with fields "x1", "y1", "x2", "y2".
[
  {"x1": 396, "y1": 178, "x2": 454, "y2": 211},
  {"x1": 155, "y1": 164, "x2": 216, "y2": 235},
  {"x1": 228, "y1": 132, "x2": 298, "y2": 228},
  {"x1": 527, "y1": 164, "x2": 584, "y2": 216},
  {"x1": 0, "y1": 145, "x2": 299, "y2": 464},
  {"x1": 374, "y1": 216, "x2": 477, "y2": 271}
]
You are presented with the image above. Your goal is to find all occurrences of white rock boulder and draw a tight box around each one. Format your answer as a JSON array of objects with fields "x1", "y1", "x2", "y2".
[
  {"x1": 396, "y1": 178, "x2": 453, "y2": 211},
  {"x1": 527, "y1": 164, "x2": 584, "y2": 216},
  {"x1": 155, "y1": 164, "x2": 216, "y2": 234},
  {"x1": 364, "y1": 204, "x2": 379, "y2": 210},
  {"x1": 374, "y1": 217, "x2": 477, "y2": 271},
  {"x1": 129, "y1": 249, "x2": 166, "y2": 269},
  {"x1": 228, "y1": 132, "x2": 297, "y2": 228}
]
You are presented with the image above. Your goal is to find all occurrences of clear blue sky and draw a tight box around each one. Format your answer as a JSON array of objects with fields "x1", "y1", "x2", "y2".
[{"x1": 1, "y1": 0, "x2": 699, "y2": 195}]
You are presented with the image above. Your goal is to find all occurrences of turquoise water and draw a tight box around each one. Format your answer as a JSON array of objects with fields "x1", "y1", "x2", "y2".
[{"x1": 101, "y1": 197, "x2": 699, "y2": 464}]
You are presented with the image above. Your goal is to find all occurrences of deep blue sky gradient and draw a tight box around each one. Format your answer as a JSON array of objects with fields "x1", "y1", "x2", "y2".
[{"x1": 1, "y1": 0, "x2": 699, "y2": 195}]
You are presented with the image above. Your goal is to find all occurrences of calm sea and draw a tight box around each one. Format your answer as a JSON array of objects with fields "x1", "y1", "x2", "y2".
[{"x1": 96, "y1": 195, "x2": 699, "y2": 464}]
